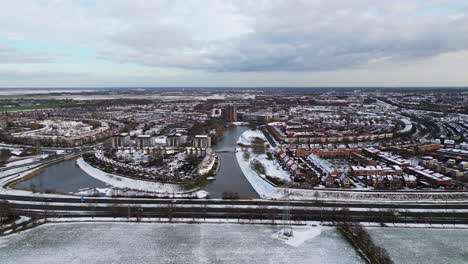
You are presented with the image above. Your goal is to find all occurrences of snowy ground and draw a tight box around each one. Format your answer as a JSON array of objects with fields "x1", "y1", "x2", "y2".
[
  {"x1": 258, "y1": 153, "x2": 291, "y2": 181},
  {"x1": 232, "y1": 121, "x2": 248, "y2": 126},
  {"x1": 5, "y1": 154, "x2": 49, "y2": 167},
  {"x1": 273, "y1": 225, "x2": 323, "y2": 247},
  {"x1": 0, "y1": 165, "x2": 36, "y2": 179},
  {"x1": 0, "y1": 216, "x2": 30, "y2": 229},
  {"x1": 77, "y1": 187, "x2": 208, "y2": 199},
  {"x1": 0, "y1": 223, "x2": 362, "y2": 264},
  {"x1": 241, "y1": 149, "x2": 291, "y2": 182},
  {"x1": 281, "y1": 187, "x2": 468, "y2": 202},
  {"x1": 236, "y1": 148, "x2": 280, "y2": 199},
  {"x1": 368, "y1": 227, "x2": 468, "y2": 264},
  {"x1": 77, "y1": 157, "x2": 195, "y2": 194},
  {"x1": 237, "y1": 129, "x2": 267, "y2": 146},
  {"x1": 236, "y1": 130, "x2": 290, "y2": 181}
]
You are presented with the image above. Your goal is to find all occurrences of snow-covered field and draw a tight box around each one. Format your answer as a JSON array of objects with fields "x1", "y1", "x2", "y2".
[
  {"x1": 77, "y1": 157, "x2": 194, "y2": 194},
  {"x1": 0, "y1": 223, "x2": 362, "y2": 264},
  {"x1": 369, "y1": 227, "x2": 468, "y2": 264}
]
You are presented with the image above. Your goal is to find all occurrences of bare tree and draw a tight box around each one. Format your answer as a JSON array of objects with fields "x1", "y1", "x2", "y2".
[
  {"x1": 0, "y1": 200, "x2": 16, "y2": 226},
  {"x1": 0, "y1": 149, "x2": 11, "y2": 166},
  {"x1": 243, "y1": 151, "x2": 251, "y2": 161}
]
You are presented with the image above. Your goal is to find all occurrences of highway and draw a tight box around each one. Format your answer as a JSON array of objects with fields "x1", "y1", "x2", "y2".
[
  {"x1": 1, "y1": 193, "x2": 468, "y2": 209},
  {"x1": 3, "y1": 193, "x2": 468, "y2": 225}
]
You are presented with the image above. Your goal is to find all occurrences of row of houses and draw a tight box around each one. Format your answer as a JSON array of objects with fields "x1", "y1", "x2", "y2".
[
  {"x1": 267, "y1": 120, "x2": 410, "y2": 144},
  {"x1": 321, "y1": 172, "x2": 351, "y2": 188},
  {"x1": 303, "y1": 154, "x2": 351, "y2": 187},
  {"x1": 276, "y1": 149, "x2": 304, "y2": 177},
  {"x1": 93, "y1": 150, "x2": 183, "y2": 183},
  {"x1": 197, "y1": 149, "x2": 216, "y2": 175},
  {"x1": 363, "y1": 147, "x2": 411, "y2": 167},
  {"x1": 5, "y1": 119, "x2": 121, "y2": 147},
  {"x1": 306, "y1": 154, "x2": 340, "y2": 177},
  {"x1": 350, "y1": 165, "x2": 403, "y2": 176},
  {"x1": 405, "y1": 166, "x2": 452, "y2": 186},
  {"x1": 351, "y1": 152, "x2": 378, "y2": 166},
  {"x1": 421, "y1": 157, "x2": 468, "y2": 178},
  {"x1": 114, "y1": 146, "x2": 176, "y2": 155},
  {"x1": 296, "y1": 147, "x2": 363, "y2": 157},
  {"x1": 362, "y1": 174, "x2": 416, "y2": 188},
  {"x1": 112, "y1": 133, "x2": 211, "y2": 149}
]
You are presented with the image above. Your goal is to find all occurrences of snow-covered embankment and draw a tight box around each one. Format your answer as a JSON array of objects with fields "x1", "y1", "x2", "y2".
[{"x1": 235, "y1": 129, "x2": 291, "y2": 199}]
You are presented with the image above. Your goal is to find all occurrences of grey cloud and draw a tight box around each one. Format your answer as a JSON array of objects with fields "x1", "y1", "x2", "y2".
[
  {"x1": 93, "y1": 0, "x2": 468, "y2": 72},
  {"x1": 2, "y1": 1, "x2": 467, "y2": 72},
  {"x1": 203, "y1": 1, "x2": 468, "y2": 72}
]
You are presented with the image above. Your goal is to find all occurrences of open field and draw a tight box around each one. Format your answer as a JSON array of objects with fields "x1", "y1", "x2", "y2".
[{"x1": 0, "y1": 223, "x2": 361, "y2": 264}]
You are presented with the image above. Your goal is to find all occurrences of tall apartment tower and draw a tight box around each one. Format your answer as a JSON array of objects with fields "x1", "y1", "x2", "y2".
[
  {"x1": 224, "y1": 104, "x2": 237, "y2": 122},
  {"x1": 193, "y1": 135, "x2": 211, "y2": 148},
  {"x1": 136, "y1": 135, "x2": 151, "y2": 148}
]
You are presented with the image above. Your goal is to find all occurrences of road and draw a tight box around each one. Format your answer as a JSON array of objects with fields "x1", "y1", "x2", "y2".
[{"x1": 260, "y1": 125, "x2": 277, "y2": 148}]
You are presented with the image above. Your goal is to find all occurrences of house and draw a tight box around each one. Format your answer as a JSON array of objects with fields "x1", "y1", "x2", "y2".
[{"x1": 337, "y1": 173, "x2": 351, "y2": 188}]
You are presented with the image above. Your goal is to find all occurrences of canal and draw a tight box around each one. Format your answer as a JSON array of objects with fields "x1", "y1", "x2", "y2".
[
  {"x1": 203, "y1": 125, "x2": 259, "y2": 198},
  {"x1": 12, "y1": 158, "x2": 109, "y2": 194}
]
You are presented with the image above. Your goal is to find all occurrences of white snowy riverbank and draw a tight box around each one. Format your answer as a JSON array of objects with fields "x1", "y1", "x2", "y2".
[
  {"x1": 235, "y1": 148, "x2": 280, "y2": 199},
  {"x1": 237, "y1": 129, "x2": 267, "y2": 146}
]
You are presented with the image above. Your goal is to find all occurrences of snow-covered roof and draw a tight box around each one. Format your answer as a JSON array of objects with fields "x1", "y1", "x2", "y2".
[{"x1": 307, "y1": 154, "x2": 336, "y2": 174}]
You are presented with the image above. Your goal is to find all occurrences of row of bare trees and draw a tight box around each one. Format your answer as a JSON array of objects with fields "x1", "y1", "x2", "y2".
[
  {"x1": 0, "y1": 200, "x2": 17, "y2": 227},
  {"x1": 337, "y1": 216, "x2": 394, "y2": 264}
]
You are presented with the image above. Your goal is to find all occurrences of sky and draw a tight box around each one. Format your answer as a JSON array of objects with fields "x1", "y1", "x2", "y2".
[{"x1": 0, "y1": 0, "x2": 467, "y2": 88}]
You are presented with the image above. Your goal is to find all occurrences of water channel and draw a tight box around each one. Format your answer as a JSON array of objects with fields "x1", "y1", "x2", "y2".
[
  {"x1": 12, "y1": 158, "x2": 109, "y2": 194},
  {"x1": 203, "y1": 125, "x2": 259, "y2": 198},
  {"x1": 12, "y1": 126, "x2": 258, "y2": 198}
]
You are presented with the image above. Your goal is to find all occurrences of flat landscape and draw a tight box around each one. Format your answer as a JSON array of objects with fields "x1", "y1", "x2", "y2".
[{"x1": 0, "y1": 223, "x2": 362, "y2": 264}]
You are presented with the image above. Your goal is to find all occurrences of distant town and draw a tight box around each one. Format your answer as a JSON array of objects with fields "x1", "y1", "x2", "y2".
[
  {"x1": 1, "y1": 87, "x2": 468, "y2": 263},
  {"x1": 1, "y1": 88, "x2": 467, "y2": 193}
]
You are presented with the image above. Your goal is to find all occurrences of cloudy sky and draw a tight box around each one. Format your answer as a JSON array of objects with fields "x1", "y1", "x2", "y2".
[{"x1": 1, "y1": 0, "x2": 467, "y2": 88}]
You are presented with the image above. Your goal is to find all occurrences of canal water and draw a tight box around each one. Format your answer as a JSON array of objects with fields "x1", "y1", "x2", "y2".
[
  {"x1": 12, "y1": 125, "x2": 257, "y2": 197},
  {"x1": 12, "y1": 158, "x2": 109, "y2": 194},
  {"x1": 203, "y1": 125, "x2": 259, "y2": 198}
]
